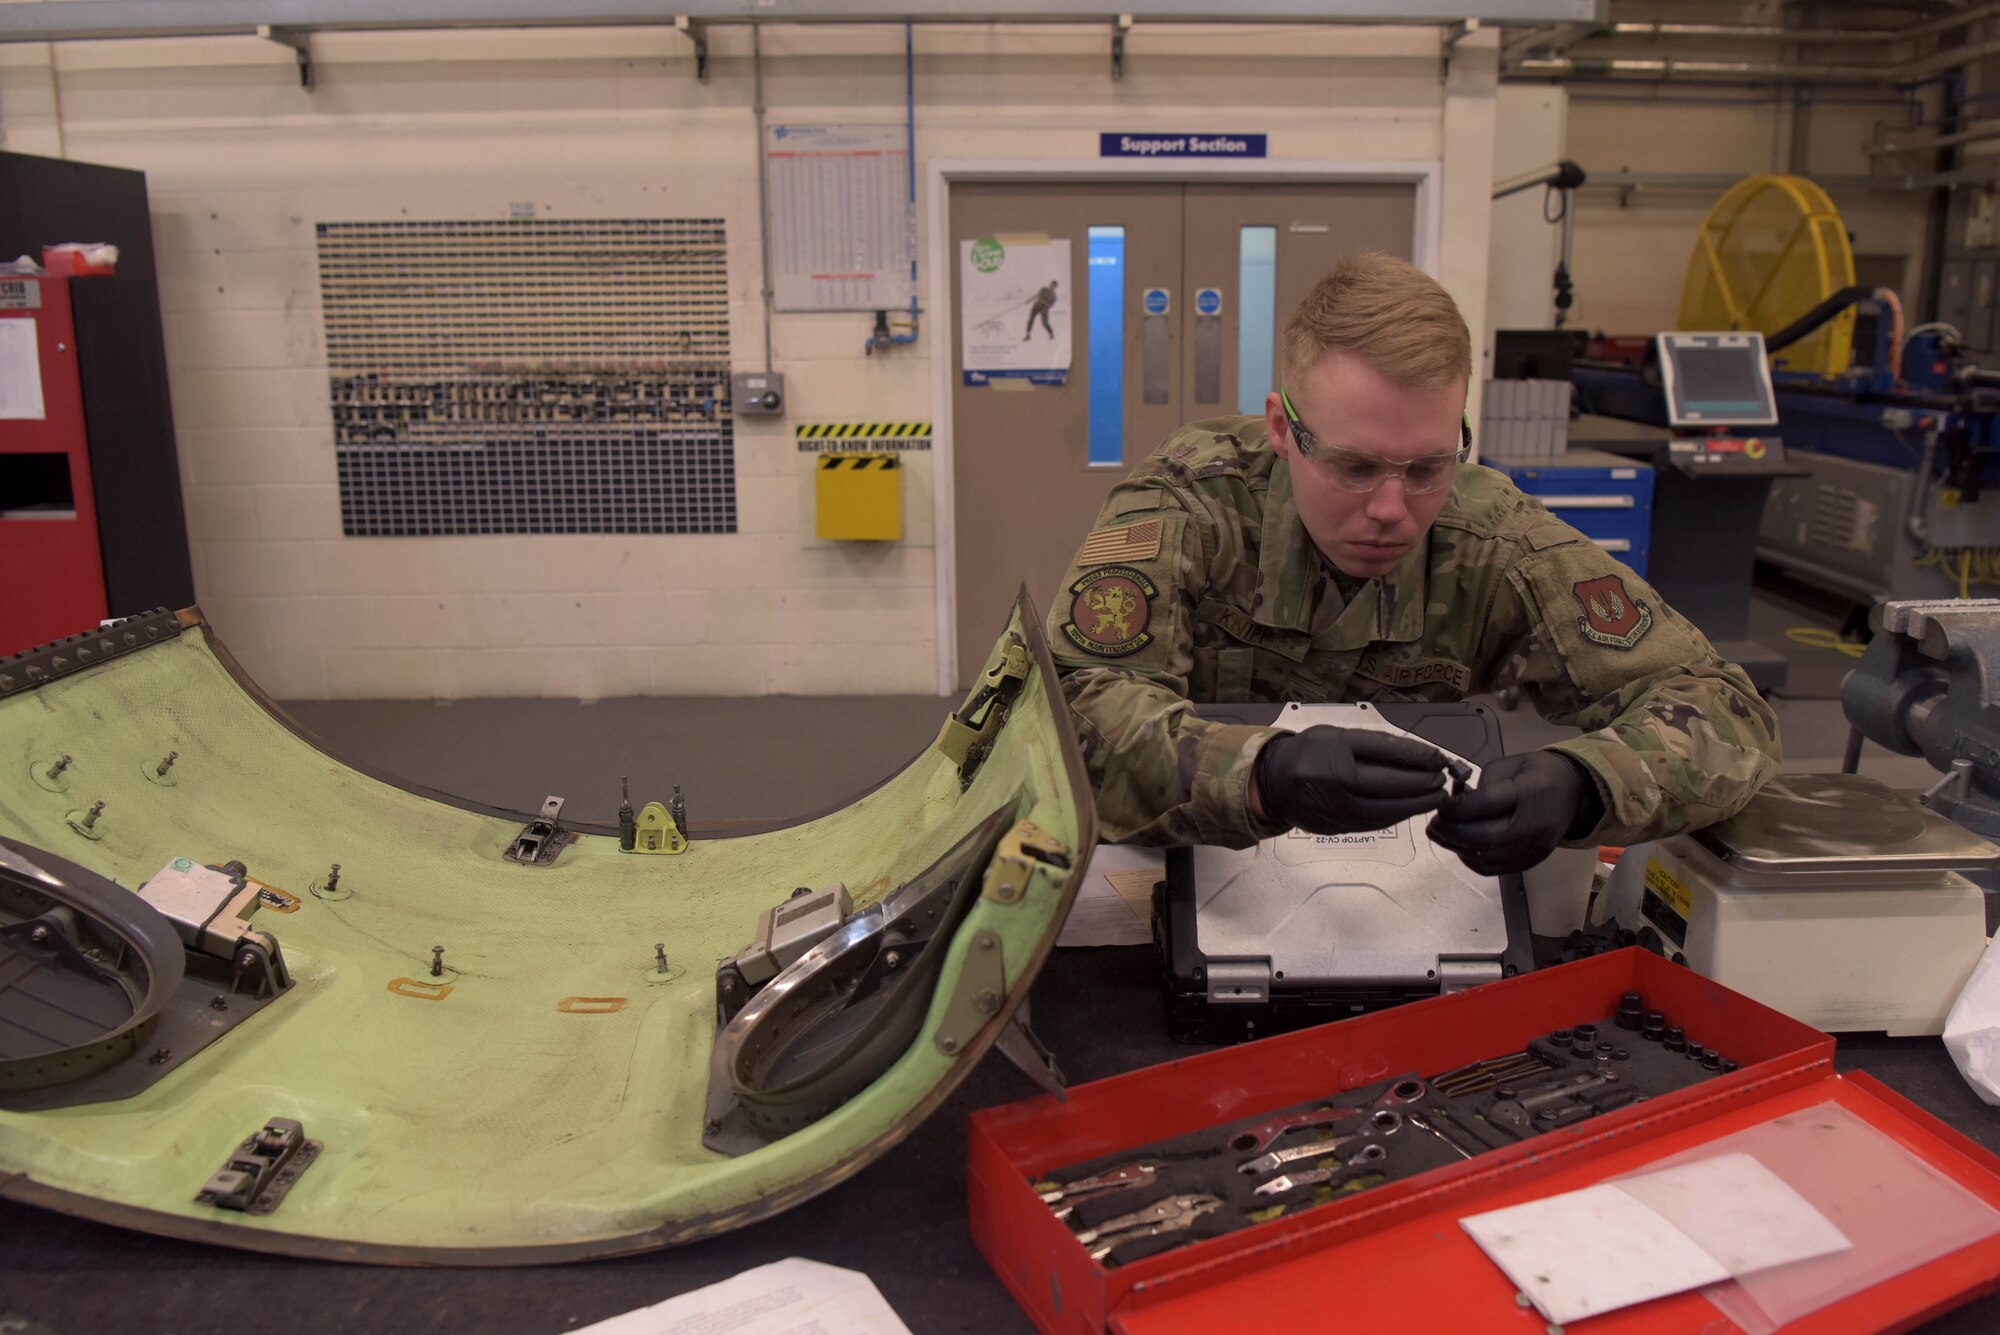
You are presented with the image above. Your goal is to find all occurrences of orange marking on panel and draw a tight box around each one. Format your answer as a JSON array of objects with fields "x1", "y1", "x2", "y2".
[
  {"x1": 387, "y1": 978, "x2": 454, "y2": 1000},
  {"x1": 556, "y1": 996, "x2": 629, "y2": 1014}
]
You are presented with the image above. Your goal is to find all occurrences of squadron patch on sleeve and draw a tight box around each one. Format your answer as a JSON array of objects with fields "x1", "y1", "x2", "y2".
[
  {"x1": 1573, "y1": 574, "x2": 1653, "y2": 649},
  {"x1": 1064, "y1": 566, "x2": 1157, "y2": 657}
]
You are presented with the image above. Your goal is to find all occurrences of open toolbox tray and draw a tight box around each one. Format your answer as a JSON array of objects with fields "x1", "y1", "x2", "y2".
[{"x1": 968, "y1": 949, "x2": 2000, "y2": 1333}]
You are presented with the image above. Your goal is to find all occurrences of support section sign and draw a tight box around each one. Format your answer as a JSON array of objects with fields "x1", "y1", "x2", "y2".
[{"x1": 1100, "y1": 133, "x2": 1267, "y2": 158}]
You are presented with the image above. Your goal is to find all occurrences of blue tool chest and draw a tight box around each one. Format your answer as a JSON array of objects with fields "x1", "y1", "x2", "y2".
[{"x1": 1485, "y1": 448, "x2": 1654, "y2": 578}]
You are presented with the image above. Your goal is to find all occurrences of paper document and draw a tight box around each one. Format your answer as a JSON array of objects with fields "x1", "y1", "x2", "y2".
[
  {"x1": 569, "y1": 1257, "x2": 911, "y2": 1334},
  {"x1": 1056, "y1": 844, "x2": 1163, "y2": 947},
  {"x1": 1945, "y1": 930, "x2": 2000, "y2": 1104},
  {"x1": 1460, "y1": 1152, "x2": 1851, "y2": 1325},
  {"x1": 0, "y1": 318, "x2": 44, "y2": 420}
]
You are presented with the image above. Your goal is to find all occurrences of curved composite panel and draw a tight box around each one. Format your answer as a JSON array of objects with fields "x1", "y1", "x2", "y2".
[{"x1": 0, "y1": 597, "x2": 1092, "y2": 1262}]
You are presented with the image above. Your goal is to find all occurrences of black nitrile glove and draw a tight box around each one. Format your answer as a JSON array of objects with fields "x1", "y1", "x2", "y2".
[
  {"x1": 1427, "y1": 750, "x2": 1603, "y2": 877},
  {"x1": 1253, "y1": 726, "x2": 1453, "y2": 836}
]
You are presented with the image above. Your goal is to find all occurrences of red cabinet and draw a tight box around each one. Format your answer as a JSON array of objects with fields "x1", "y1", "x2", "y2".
[{"x1": 1, "y1": 276, "x2": 109, "y2": 655}]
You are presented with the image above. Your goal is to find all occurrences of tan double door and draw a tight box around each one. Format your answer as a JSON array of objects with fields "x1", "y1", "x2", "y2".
[{"x1": 949, "y1": 179, "x2": 1417, "y2": 685}]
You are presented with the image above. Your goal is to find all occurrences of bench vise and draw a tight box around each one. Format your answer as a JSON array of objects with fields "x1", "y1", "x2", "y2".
[{"x1": 1845, "y1": 598, "x2": 2000, "y2": 837}]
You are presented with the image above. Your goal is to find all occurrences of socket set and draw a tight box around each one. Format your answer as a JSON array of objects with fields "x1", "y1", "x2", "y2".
[
  {"x1": 1027, "y1": 990, "x2": 1728, "y2": 1268},
  {"x1": 1420, "y1": 989, "x2": 1735, "y2": 1152}
]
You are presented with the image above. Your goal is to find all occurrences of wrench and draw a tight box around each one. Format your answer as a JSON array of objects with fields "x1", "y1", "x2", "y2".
[
  {"x1": 1238, "y1": 1109, "x2": 1402, "y2": 1174},
  {"x1": 1252, "y1": 1143, "x2": 1388, "y2": 1197},
  {"x1": 1238, "y1": 1132, "x2": 1365, "y2": 1176},
  {"x1": 1375, "y1": 1076, "x2": 1430, "y2": 1107},
  {"x1": 1488, "y1": 1073, "x2": 1621, "y2": 1137},
  {"x1": 1228, "y1": 1104, "x2": 1364, "y2": 1153},
  {"x1": 1073, "y1": 1194, "x2": 1222, "y2": 1248}
]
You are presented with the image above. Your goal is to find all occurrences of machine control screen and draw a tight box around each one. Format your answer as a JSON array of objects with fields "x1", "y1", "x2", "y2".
[{"x1": 1658, "y1": 331, "x2": 1780, "y2": 429}]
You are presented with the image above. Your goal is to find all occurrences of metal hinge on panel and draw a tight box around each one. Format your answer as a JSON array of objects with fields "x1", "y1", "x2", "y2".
[
  {"x1": 197, "y1": 1118, "x2": 321, "y2": 1214},
  {"x1": 504, "y1": 795, "x2": 575, "y2": 865},
  {"x1": 931, "y1": 932, "x2": 1067, "y2": 1099},
  {"x1": 1206, "y1": 960, "x2": 1271, "y2": 1005},
  {"x1": 936, "y1": 635, "x2": 1032, "y2": 783},
  {"x1": 936, "y1": 634, "x2": 1030, "y2": 787},
  {"x1": 981, "y1": 820, "x2": 1070, "y2": 906}
]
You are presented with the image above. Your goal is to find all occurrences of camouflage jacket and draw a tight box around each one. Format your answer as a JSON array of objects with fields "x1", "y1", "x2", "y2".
[{"x1": 1047, "y1": 416, "x2": 1782, "y2": 847}]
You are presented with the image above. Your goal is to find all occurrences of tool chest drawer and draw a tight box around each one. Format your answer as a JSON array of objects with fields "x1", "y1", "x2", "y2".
[
  {"x1": 1488, "y1": 450, "x2": 1654, "y2": 578},
  {"x1": 967, "y1": 949, "x2": 2000, "y2": 1334}
]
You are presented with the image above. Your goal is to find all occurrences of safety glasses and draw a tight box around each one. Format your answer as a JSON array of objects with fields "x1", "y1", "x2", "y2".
[{"x1": 1280, "y1": 389, "x2": 1471, "y2": 496}]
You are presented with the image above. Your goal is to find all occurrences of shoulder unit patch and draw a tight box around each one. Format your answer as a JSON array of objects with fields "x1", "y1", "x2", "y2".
[
  {"x1": 1573, "y1": 573, "x2": 1652, "y2": 649},
  {"x1": 1064, "y1": 566, "x2": 1157, "y2": 658}
]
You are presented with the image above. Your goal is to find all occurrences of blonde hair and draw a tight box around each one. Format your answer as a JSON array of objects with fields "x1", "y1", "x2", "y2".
[{"x1": 1282, "y1": 252, "x2": 1471, "y2": 392}]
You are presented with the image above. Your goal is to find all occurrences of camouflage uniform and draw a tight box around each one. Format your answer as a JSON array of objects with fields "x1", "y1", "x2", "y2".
[{"x1": 1048, "y1": 415, "x2": 1781, "y2": 847}]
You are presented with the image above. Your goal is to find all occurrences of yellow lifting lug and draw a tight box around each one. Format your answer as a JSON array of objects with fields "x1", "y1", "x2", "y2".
[
  {"x1": 935, "y1": 634, "x2": 1031, "y2": 785},
  {"x1": 982, "y1": 819, "x2": 1071, "y2": 906}
]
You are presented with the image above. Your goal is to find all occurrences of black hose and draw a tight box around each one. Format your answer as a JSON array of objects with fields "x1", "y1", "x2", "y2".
[
  {"x1": 1841, "y1": 726, "x2": 1865, "y2": 775},
  {"x1": 1765, "y1": 285, "x2": 1874, "y2": 355}
]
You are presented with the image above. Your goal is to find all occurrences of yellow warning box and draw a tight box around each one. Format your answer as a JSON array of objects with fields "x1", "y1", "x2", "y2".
[{"x1": 816, "y1": 452, "x2": 902, "y2": 541}]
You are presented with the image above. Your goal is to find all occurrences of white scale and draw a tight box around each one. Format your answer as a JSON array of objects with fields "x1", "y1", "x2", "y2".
[{"x1": 1605, "y1": 772, "x2": 1996, "y2": 1036}]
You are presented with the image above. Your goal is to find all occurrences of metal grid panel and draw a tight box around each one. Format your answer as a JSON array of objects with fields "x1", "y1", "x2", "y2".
[{"x1": 317, "y1": 219, "x2": 734, "y2": 537}]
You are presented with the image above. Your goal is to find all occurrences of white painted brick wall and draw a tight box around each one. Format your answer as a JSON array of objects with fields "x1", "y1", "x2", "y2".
[{"x1": 3, "y1": 24, "x2": 1472, "y2": 699}]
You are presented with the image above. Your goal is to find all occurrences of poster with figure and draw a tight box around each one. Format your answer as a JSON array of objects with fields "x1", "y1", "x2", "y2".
[{"x1": 959, "y1": 236, "x2": 1071, "y2": 385}]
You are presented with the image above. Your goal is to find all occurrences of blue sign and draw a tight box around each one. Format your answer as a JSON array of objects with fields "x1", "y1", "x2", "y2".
[
  {"x1": 1101, "y1": 133, "x2": 1267, "y2": 159},
  {"x1": 1142, "y1": 288, "x2": 1170, "y2": 316},
  {"x1": 1195, "y1": 288, "x2": 1223, "y2": 317}
]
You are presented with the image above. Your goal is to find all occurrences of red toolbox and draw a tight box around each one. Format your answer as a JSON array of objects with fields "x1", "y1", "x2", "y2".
[{"x1": 969, "y1": 950, "x2": 2000, "y2": 1333}]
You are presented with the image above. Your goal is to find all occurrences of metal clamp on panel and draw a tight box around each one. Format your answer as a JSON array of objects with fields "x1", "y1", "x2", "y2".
[
  {"x1": 980, "y1": 820, "x2": 1070, "y2": 906},
  {"x1": 196, "y1": 1117, "x2": 321, "y2": 1214},
  {"x1": 936, "y1": 634, "x2": 1030, "y2": 787},
  {"x1": 504, "y1": 795, "x2": 575, "y2": 865}
]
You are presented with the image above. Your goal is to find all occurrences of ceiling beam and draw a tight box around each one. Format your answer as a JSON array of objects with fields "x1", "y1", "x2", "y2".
[{"x1": 0, "y1": 0, "x2": 1607, "y2": 43}]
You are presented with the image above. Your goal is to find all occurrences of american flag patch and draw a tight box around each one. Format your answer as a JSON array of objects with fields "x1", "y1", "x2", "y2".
[{"x1": 1077, "y1": 520, "x2": 1162, "y2": 565}]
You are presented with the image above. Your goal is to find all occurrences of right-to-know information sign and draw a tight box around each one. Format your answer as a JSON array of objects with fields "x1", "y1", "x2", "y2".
[{"x1": 766, "y1": 123, "x2": 916, "y2": 313}]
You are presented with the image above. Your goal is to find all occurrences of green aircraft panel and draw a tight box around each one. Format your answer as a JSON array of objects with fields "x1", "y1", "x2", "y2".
[{"x1": 0, "y1": 593, "x2": 1092, "y2": 1262}]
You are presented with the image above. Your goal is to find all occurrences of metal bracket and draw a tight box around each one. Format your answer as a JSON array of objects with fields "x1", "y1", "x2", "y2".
[
  {"x1": 137, "y1": 858, "x2": 294, "y2": 998},
  {"x1": 981, "y1": 819, "x2": 1070, "y2": 906},
  {"x1": 1111, "y1": 13, "x2": 1132, "y2": 81},
  {"x1": 1440, "y1": 16, "x2": 1479, "y2": 76},
  {"x1": 676, "y1": 15, "x2": 709, "y2": 83},
  {"x1": 196, "y1": 1117, "x2": 321, "y2": 1214},
  {"x1": 935, "y1": 634, "x2": 1030, "y2": 786},
  {"x1": 504, "y1": 795, "x2": 575, "y2": 865},
  {"x1": 0, "y1": 608, "x2": 182, "y2": 701},
  {"x1": 258, "y1": 24, "x2": 313, "y2": 90},
  {"x1": 933, "y1": 928, "x2": 1006, "y2": 1057},
  {"x1": 993, "y1": 994, "x2": 1066, "y2": 1100}
]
